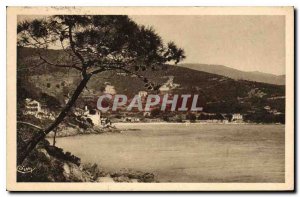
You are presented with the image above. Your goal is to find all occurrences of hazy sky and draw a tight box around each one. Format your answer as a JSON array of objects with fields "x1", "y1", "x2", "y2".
[
  {"x1": 19, "y1": 15, "x2": 285, "y2": 75},
  {"x1": 131, "y1": 15, "x2": 285, "y2": 75}
]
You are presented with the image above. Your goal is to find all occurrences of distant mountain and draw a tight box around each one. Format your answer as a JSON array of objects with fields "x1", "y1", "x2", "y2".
[{"x1": 178, "y1": 64, "x2": 285, "y2": 85}]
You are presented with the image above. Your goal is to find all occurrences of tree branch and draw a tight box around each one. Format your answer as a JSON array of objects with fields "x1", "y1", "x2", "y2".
[
  {"x1": 39, "y1": 55, "x2": 82, "y2": 71},
  {"x1": 90, "y1": 64, "x2": 145, "y2": 81},
  {"x1": 68, "y1": 27, "x2": 85, "y2": 65},
  {"x1": 17, "y1": 121, "x2": 43, "y2": 131},
  {"x1": 68, "y1": 26, "x2": 88, "y2": 78}
]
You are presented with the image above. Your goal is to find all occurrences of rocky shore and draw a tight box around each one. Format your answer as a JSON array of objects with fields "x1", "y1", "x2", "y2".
[
  {"x1": 62, "y1": 160, "x2": 156, "y2": 183},
  {"x1": 46, "y1": 124, "x2": 121, "y2": 138},
  {"x1": 17, "y1": 139, "x2": 156, "y2": 183}
]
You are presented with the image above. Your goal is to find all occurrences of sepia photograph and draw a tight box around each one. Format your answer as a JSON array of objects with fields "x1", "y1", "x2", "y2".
[{"x1": 6, "y1": 6, "x2": 294, "y2": 191}]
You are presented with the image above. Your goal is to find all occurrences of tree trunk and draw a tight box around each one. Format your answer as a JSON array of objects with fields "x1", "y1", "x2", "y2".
[{"x1": 18, "y1": 75, "x2": 91, "y2": 165}]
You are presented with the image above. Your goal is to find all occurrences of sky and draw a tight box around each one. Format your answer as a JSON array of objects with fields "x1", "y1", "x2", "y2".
[
  {"x1": 130, "y1": 15, "x2": 285, "y2": 75},
  {"x1": 18, "y1": 15, "x2": 286, "y2": 75}
]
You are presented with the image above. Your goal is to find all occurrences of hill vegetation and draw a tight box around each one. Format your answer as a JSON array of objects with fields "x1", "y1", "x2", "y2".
[{"x1": 18, "y1": 47, "x2": 285, "y2": 122}]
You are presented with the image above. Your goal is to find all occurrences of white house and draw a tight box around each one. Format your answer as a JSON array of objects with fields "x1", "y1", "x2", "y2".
[
  {"x1": 104, "y1": 85, "x2": 116, "y2": 95},
  {"x1": 88, "y1": 112, "x2": 101, "y2": 125},
  {"x1": 159, "y1": 76, "x2": 180, "y2": 94},
  {"x1": 25, "y1": 98, "x2": 41, "y2": 114},
  {"x1": 159, "y1": 85, "x2": 170, "y2": 94},
  {"x1": 116, "y1": 72, "x2": 127, "y2": 76},
  {"x1": 232, "y1": 113, "x2": 243, "y2": 121},
  {"x1": 84, "y1": 106, "x2": 101, "y2": 125},
  {"x1": 143, "y1": 111, "x2": 151, "y2": 117}
]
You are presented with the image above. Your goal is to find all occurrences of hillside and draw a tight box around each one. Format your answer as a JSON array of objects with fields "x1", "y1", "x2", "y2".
[
  {"x1": 17, "y1": 47, "x2": 285, "y2": 116},
  {"x1": 178, "y1": 63, "x2": 285, "y2": 85}
]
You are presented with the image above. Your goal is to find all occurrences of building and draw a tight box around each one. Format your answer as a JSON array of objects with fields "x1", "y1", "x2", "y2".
[
  {"x1": 116, "y1": 72, "x2": 127, "y2": 76},
  {"x1": 143, "y1": 111, "x2": 151, "y2": 117},
  {"x1": 159, "y1": 76, "x2": 180, "y2": 94},
  {"x1": 84, "y1": 106, "x2": 101, "y2": 125},
  {"x1": 159, "y1": 85, "x2": 170, "y2": 94},
  {"x1": 25, "y1": 98, "x2": 41, "y2": 114},
  {"x1": 104, "y1": 85, "x2": 116, "y2": 95},
  {"x1": 24, "y1": 98, "x2": 55, "y2": 120},
  {"x1": 232, "y1": 113, "x2": 243, "y2": 121}
]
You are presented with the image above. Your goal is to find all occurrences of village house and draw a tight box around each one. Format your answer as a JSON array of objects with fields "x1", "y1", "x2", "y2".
[
  {"x1": 159, "y1": 76, "x2": 180, "y2": 94},
  {"x1": 116, "y1": 72, "x2": 127, "y2": 76},
  {"x1": 83, "y1": 106, "x2": 101, "y2": 126},
  {"x1": 232, "y1": 113, "x2": 243, "y2": 122},
  {"x1": 122, "y1": 117, "x2": 141, "y2": 122},
  {"x1": 159, "y1": 85, "x2": 170, "y2": 94},
  {"x1": 143, "y1": 111, "x2": 151, "y2": 117},
  {"x1": 24, "y1": 98, "x2": 55, "y2": 120},
  {"x1": 25, "y1": 98, "x2": 41, "y2": 114},
  {"x1": 104, "y1": 84, "x2": 116, "y2": 95}
]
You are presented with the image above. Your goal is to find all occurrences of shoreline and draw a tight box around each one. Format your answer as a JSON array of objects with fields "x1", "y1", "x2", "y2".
[
  {"x1": 46, "y1": 122, "x2": 284, "y2": 139},
  {"x1": 113, "y1": 122, "x2": 284, "y2": 126}
]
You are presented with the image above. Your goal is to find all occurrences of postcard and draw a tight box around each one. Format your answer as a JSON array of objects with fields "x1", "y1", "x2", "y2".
[{"x1": 7, "y1": 6, "x2": 294, "y2": 191}]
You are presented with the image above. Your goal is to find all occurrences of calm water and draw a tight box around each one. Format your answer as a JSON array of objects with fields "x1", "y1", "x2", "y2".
[{"x1": 55, "y1": 124, "x2": 285, "y2": 182}]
